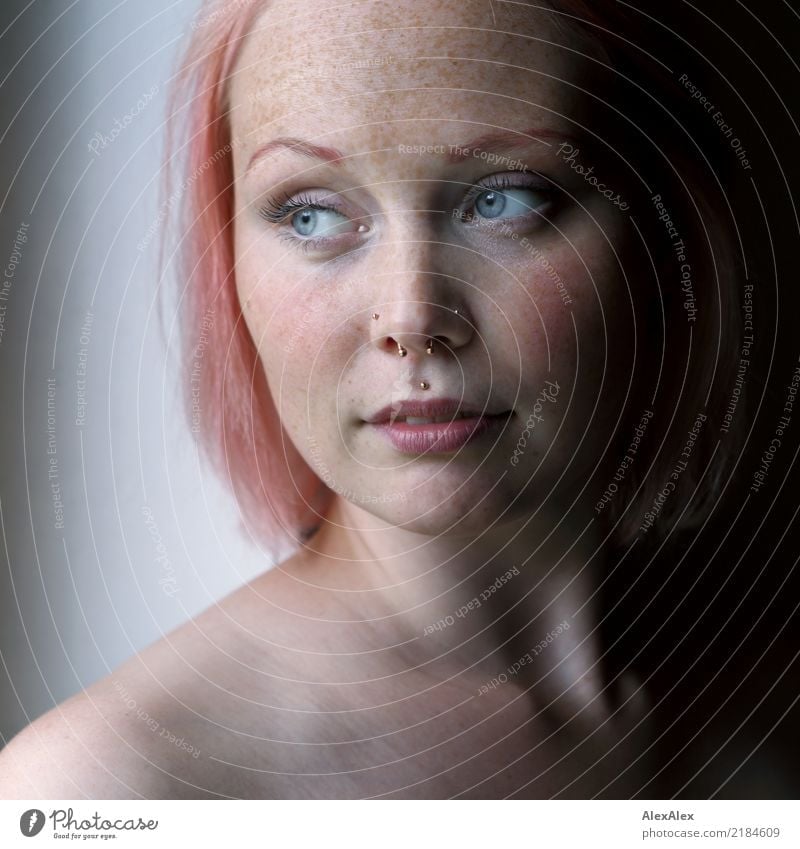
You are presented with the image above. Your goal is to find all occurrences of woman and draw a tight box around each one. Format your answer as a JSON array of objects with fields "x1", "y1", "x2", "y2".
[{"x1": 1, "y1": 0, "x2": 794, "y2": 798}]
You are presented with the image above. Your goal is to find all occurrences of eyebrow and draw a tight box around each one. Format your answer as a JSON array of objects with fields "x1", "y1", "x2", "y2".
[
  {"x1": 245, "y1": 126, "x2": 577, "y2": 174},
  {"x1": 246, "y1": 137, "x2": 345, "y2": 173}
]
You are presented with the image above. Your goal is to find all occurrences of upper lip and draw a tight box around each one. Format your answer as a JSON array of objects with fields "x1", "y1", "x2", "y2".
[{"x1": 365, "y1": 398, "x2": 509, "y2": 424}]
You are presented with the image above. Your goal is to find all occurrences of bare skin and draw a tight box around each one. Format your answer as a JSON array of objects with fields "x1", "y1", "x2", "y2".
[
  {"x1": 0, "y1": 0, "x2": 788, "y2": 799},
  {"x1": 0, "y1": 542, "x2": 655, "y2": 800}
]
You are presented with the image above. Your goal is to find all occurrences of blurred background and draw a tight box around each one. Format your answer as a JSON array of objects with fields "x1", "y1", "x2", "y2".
[{"x1": 0, "y1": 0, "x2": 261, "y2": 747}]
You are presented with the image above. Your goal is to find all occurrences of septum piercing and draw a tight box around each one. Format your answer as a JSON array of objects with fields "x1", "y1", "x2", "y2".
[{"x1": 394, "y1": 341, "x2": 434, "y2": 357}]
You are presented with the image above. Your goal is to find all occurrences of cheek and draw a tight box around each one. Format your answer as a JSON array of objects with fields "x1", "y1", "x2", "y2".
[
  {"x1": 505, "y1": 234, "x2": 632, "y2": 428},
  {"x1": 235, "y1": 249, "x2": 360, "y2": 446},
  {"x1": 236, "y1": 253, "x2": 320, "y2": 419},
  {"x1": 503, "y1": 250, "x2": 597, "y2": 378},
  {"x1": 533, "y1": 230, "x2": 632, "y2": 370}
]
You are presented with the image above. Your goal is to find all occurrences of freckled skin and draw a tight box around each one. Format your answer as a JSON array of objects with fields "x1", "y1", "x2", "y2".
[{"x1": 231, "y1": 0, "x2": 636, "y2": 534}]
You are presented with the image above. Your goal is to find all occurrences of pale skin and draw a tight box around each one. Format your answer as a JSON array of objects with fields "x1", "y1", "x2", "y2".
[{"x1": 0, "y1": 0, "x2": 776, "y2": 799}]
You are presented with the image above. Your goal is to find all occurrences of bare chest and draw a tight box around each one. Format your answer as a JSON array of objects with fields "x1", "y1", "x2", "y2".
[{"x1": 179, "y1": 678, "x2": 658, "y2": 799}]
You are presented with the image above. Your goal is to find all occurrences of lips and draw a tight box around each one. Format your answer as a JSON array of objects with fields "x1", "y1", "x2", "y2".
[
  {"x1": 365, "y1": 399, "x2": 513, "y2": 454},
  {"x1": 365, "y1": 399, "x2": 504, "y2": 424},
  {"x1": 401, "y1": 412, "x2": 472, "y2": 424}
]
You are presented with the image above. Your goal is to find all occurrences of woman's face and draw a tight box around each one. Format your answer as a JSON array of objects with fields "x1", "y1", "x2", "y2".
[{"x1": 229, "y1": 0, "x2": 636, "y2": 535}]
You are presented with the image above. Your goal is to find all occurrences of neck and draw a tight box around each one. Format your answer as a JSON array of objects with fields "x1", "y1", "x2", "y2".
[{"x1": 302, "y1": 494, "x2": 615, "y2": 718}]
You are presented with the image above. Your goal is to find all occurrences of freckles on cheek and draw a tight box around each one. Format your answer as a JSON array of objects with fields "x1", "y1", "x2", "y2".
[
  {"x1": 234, "y1": 292, "x2": 299, "y2": 411},
  {"x1": 508, "y1": 264, "x2": 580, "y2": 378},
  {"x1": 236, "y1": 256, "x2": 308, "y2": 371},
  {"x1": 243, "y1": 287, "x2": 353, "y2": 428}
]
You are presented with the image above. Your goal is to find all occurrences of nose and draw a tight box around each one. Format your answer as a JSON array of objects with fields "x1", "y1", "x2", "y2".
[
  {"x1": 370, "y1": 239, "x2": 474, "y2": 358},
  {"x1": 377, "y1": 301, "x2": 472, "y2": 358}
]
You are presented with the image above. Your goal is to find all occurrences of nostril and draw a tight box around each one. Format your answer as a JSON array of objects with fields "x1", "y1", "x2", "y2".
[
  {"x1": 385, "y1": 337, "x2": 407, "y2": 357},
  {"x1": 383, "y1": 334, "x2": 452, "y2": 357}
]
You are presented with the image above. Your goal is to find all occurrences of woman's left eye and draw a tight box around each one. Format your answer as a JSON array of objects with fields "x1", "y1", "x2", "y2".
[{"x1": 469, "y1": 186, "x2": 550, "y2": 221}]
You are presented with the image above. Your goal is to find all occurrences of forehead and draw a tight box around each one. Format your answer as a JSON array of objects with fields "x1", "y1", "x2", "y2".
[{"x1": 229, "y1": 0, "x2": 589, "y2": 167}]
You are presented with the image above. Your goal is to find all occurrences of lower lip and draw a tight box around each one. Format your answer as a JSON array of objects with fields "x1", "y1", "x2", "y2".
[{"x1": 372, "y1": 413, "x2": 512, "y2": 454}]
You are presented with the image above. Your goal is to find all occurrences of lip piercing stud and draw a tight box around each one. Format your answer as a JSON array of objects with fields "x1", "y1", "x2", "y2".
[
  {"x1": 372, "y1": 313, "x2": 380, "y2": 320},
  {"x1": 397, "y1": 342, "x2": 408, "y2": 357},
  {"x1": 426, "y1": 338, "x2": 434, "y2": 355},
  {"x1": 419, "y1": 381, "x2": 430, "y2": 390}
]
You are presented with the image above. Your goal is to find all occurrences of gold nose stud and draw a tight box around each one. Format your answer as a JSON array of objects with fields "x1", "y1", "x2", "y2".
[
  {"x1": 419, "y1": 381, "x2": 430, "y2": 390},
  {"x1": 372, "y1": 312, "x2": 379, "y2": 320}
]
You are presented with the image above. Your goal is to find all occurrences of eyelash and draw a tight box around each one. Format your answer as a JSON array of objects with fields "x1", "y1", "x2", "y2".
[
  {"x1": 258, "y1": 191, "x2": 335, "y2": 224},
  {"x1": 460, "y1": 173, "x2": 550, "y2": 217},
  {"x1": 257, "y1": 175, "x2": 553, "y2": 252},
  {"x1": 258, "y1": 191, "x2": 351, "y2": 253}
]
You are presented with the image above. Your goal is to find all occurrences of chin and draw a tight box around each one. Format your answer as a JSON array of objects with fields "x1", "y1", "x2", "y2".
[{"x1": 351, "y1": 475, "x2": 539, "y2": 537}]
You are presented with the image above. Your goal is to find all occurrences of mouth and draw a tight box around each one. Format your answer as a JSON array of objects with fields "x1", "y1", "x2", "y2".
[
  {"x1": 372, "y1": 410, "x2": 514, "y2": 455},
  {"x1": 365, "y1": 398, "x2": 508, "y2": 425},
  {"x1": 392, "y1": 411, "x2": 476, "y2": 425}
]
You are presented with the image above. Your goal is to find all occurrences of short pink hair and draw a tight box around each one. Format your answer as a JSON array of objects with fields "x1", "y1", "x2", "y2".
[
  {"x1": 165, "y1": 0, "x2": 747, "y2": 554},
  {"x1": 165, "y1": 0, "x2": 330, "y2": 557}
]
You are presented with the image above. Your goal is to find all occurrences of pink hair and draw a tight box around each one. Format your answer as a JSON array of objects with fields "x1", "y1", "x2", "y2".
[{"x1": 165, "y1": 0, "x2": 330, "y2": 557}]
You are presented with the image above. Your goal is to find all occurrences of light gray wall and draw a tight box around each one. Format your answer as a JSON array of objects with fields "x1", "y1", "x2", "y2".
[{"x1": 0, "y1": 0, "x2": 265, "y2": 747}]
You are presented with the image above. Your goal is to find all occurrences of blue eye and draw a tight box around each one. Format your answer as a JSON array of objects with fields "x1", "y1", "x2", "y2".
[
  {"x1": 473, "y1": 186, "x2": 548, "y2": 220},
  {"x1": 258, "y1": 191, "x2": 364, "y2": 245},
  {"x1": 291, "y1": 207, "x2": 352, "y2": 238}
]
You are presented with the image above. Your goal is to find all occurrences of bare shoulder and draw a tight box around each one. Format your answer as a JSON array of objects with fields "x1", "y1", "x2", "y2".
[
  {"x1": 0, "y1": 688, "x2": 159, "y2": 798},
  {"x1": 0, "y1": 558, "x2": 314, "y2": 800},
  {"x1": 0, "y1": 644, "x2": 219, "y2": 800}
]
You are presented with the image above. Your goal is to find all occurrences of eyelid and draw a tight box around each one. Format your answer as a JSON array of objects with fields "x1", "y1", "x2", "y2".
[
  {"x1": 257, "y1": 189, "x2": 346, "y2": 224},
  {"x1": 259, "y1": 174, "x2": 552, "y2": 219},
  {"x1": 458, "y1": 173, "x2": 555, "y2": 221},
  {"x1": 257, "y1": 189, "x2": 369, "y2": 256},
  {"x1": 257, "y1": 174, "x2": 556, "y2": 255},
  {"x1": 462, "y1": 172, "x2": 552, "y2": 202}
]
